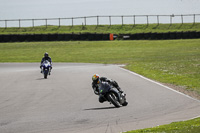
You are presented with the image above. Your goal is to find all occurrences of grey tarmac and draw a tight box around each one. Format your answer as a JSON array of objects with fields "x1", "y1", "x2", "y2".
[{"x1": 0, "y1": 63, "x2": 200, "y2": 133}]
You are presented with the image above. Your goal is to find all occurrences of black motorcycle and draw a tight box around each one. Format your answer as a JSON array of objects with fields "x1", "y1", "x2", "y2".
[{"x1": 99, "y1": 83, "x2": 128, "y2": 108}]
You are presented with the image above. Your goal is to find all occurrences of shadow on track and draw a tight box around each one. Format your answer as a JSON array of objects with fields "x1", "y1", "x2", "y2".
[
  {"x1": 36, "y1": 78, "x2": 46, "y2": 80},
  {"x1": 84, "y1": 106, "x2": 116, "y2": 110}
]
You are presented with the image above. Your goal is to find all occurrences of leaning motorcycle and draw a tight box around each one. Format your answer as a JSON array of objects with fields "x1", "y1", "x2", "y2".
[
  {"x1": 41, "y1": 60, "x2": 51, "y2": 79},
  {"x1": 99, "y1": 84, "x2": 128, "y2": 108}
]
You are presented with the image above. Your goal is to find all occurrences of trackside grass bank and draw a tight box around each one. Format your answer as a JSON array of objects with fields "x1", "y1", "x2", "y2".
[
  {"x1": 124, "y1": 117, "x2": 200, "y2": 133},
  {"x1": 0, "y1": 39, "x2": 199, "y2": 132},
  {"x1": 0, "y1": 23, "x2": 200, "y2": 35}
]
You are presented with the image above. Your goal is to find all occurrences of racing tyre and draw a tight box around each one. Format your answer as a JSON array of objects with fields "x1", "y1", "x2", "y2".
[
  {"x1": 107, "y1": 92, "x2": 121, "y2": 108},
  {"x1": 44, "y1": 70, "x2": 48, "y2": 79}
]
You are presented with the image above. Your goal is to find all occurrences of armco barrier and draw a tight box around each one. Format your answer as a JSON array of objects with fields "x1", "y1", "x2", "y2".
[
  {"x1": 118, "y1": 31, "x2": 200, "y2": 40},
  {"x1": 57, "y1": 34, "x2": 63, "y2": 41},
  {"x1": 72, "y1": 34, "x2": 80, "y2": 40},
  {"x1": 63, "y1": 34, "x2": 70, "y2": 41},
  {"x1": 88, "y1": 34, "x2": 95, "y2": 41},
  {"x1": 19, "y1": 34, "x2": 26, "y2": 42},
  {"x1": 0, "y1": 32, "x2": 200, "y2": 42},
  {"x1": 176, "y1": 32, "x2": 182, "y2": 39},
  {"x1": 102, "y1": 34, "x2": 110, "y2": 40},
  {"x1": 34, "y1": 34, "x2": 42, "y2": 41},
  {"x1": 196, "y1": 32, "x2": 200, "y2": 38},
  {"x1": 0, "y1": 35, "x2": 2, "y2": 42},
  {"x1": 94, "y1": 34, "x2": 102, "y2": 40},
  {"x1": 27, "y1": 34, "x2": 35, "y2": 42},
  {"x1": 189, "y1": 31, "x2": 197, "y2": 39},
  {"x1": 169, "y1": 32, "x2": 176, "y2": 39},
  {"x1": 2, "y1": 35, "x2": 10, "y2": 42},
  {"x1": 150, "y1": 33, "x2": 157, "y2": 40},
  {"x1": 80, "y1": 33, "x2": 87, "y2": 40}
]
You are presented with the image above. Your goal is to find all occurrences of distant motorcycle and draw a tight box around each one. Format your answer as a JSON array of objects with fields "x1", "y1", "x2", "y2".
[
  {"x1": 99, "y1": 83, "x2": 128, "y2": 108},
  {"x1": 41, "y1": 60, "x2": 51, "y2": 79}
]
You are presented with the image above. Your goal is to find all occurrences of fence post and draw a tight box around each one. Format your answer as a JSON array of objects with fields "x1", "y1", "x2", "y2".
[
  {"x1": 97, "y1": 16, "x2": 99, "y2": 26},
  {"x1": 146, "y1": 15, "x2": 149, "y2": 25},
  {"x1": 170, "y1": 14, "x2": 174, "y2": 25},
  {"x1": 170, "y1": 15, "x2": 172, "y2": 25},
  {"x1": 109, "y1": 16, "x2": 111, "y2": 26},
  {"x1": 59, "y1": 18, "x2": 60, "y2": 27},
  {"x1": 181, "y1": 15, "x2": 183, "y2": 24},
  {"x1": 45, "y1": 19, "x2": 47, "y2": 28},
  {"x1": 193, "y1": 14, "x2": 196, "y2": 24},
  {"x1": 122, "y1": 16, "x2": 124, "y2": 25},
  {"x1": 157, "y1": 15, "x2": 159, "y2": 25},
  {"x1": 19, "y1": 19, "x2": 21, "y2": 28},
  {"x1": 133, "y1": 15, "x2": 135, "y2": 26},
  {"x1": 32, "y1": 19, "x2": 34, "y2": 28},
  {"x1": 5, "y1": 20, "x2": 7, "y2": 28},
  {"x1": 84, "y1": 17, "x2": 86, "y2": 26},
  {"x1": 72, "y1": 17, "x2": 74, "y2": 27}
]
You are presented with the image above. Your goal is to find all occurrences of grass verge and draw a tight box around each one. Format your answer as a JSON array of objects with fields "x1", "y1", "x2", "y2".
[
  {"x1": 125, "y1": 117, "x2": 200, "y2": 133},
  {"x1": 0, "y1": 23, "x2": 200, "y2": 35}
]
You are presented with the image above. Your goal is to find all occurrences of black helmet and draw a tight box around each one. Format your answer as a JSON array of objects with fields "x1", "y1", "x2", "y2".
[{"x1": 44, "y1": 52, "x2": 49, "y2": 57}]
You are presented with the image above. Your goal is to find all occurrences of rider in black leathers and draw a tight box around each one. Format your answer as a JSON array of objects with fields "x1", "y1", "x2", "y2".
[
  {"x1": 40, "y1": 52, "x2": 52, "y2": 74},
  {"x1": 92, "y1": 74, "x2": 124, "y2": 103}
]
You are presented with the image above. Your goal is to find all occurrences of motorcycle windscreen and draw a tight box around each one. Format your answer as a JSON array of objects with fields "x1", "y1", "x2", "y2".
[{"x1": 99, "y1": 82, "x2": 111, "y2": 95}]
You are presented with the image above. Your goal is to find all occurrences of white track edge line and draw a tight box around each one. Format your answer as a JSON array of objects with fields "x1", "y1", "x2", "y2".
[{"x1": 119, "y1": 67, "x2": 200, "y2": 103}]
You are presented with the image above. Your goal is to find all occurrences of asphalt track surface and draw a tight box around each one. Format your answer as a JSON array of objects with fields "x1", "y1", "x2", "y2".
[{"x1": 0, "y1": 63, "x2": 200, "y2": 133}]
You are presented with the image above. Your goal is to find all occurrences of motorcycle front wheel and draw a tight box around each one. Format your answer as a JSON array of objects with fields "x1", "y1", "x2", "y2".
[
  {"x1": 44, "y1": 70, "x2": 48, "y2": 79},
  {"x1": 106, "y1": 92, "x2": 121, "y2": 108}
]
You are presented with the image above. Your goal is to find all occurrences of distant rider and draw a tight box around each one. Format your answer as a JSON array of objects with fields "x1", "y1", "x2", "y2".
[
  {"x1": 92, "y1": 74, "x2": 124, "y2": 103},
  {"x1": 40, "y1": 52, "x2": 52, "y2": 74}
]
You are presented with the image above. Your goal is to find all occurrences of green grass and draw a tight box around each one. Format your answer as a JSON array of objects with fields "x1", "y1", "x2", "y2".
[
  {"x1": 0, "y1": 23, "x2": 200, "y2": 35},
  {"x1": 125, "y1": 117, "x2": 200, "y2": 133}
]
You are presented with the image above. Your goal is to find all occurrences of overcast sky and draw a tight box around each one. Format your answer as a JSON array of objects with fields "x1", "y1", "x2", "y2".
[{"x1": 0, "y1": 0, "x2": 200, "y2": 20}]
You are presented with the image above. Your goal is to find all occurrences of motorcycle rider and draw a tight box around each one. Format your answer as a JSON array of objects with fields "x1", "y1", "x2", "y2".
[
  {"x1": 40, "y1": 52, "x2": 52, "y2": 74},
  {"x1": 92, "y1": 74, "x2": 124, "y2": 103}
]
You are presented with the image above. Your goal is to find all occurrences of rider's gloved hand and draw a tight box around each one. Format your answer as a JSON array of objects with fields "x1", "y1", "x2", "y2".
[{"x1": 117, "y1": 87, "x2": 123, "y2": 93}]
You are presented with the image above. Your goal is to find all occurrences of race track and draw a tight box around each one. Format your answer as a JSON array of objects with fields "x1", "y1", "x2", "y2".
[{"x1": 0, "y1": 63, "x2": 200, "y2": 133}]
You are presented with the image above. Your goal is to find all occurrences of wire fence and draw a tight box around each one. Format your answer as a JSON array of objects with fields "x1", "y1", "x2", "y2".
[{"x1": 0, "y1": 14, "x2": 200, "y2": 28}]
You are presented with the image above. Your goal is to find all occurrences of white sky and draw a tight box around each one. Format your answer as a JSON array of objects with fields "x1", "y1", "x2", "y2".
[{"x1": 0, "y1": 0, "x2": 200, "y2": 19}]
